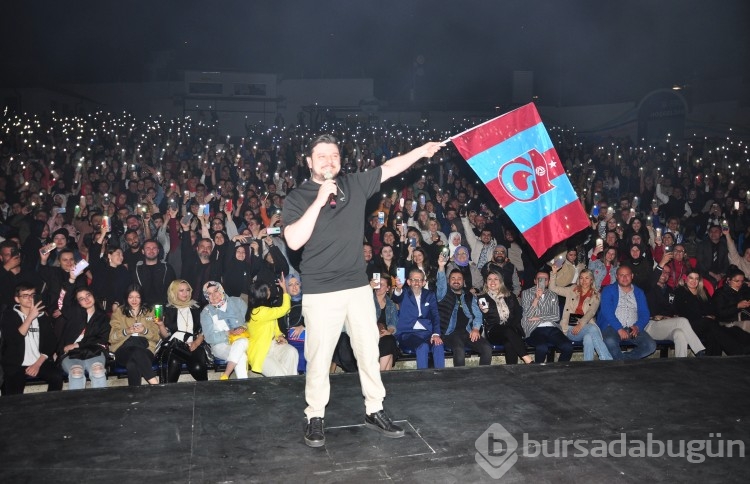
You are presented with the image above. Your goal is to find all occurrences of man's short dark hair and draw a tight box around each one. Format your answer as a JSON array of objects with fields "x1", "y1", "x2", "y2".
[
  {"x1": 306, "y1": 134, "x2": 339, "y2": 156},
  {"x1": 14, "y1": 282, "x2": 35, "y2": 296},
  {"x1": 0, "y1": 240, "x2": 19, "y2": 252},
  {"x1": 448, "y1": 268, "x2": 464, "y2": 279},
  {"x1": 142, "y1": 239, "x2": 161, "y2": 250}
]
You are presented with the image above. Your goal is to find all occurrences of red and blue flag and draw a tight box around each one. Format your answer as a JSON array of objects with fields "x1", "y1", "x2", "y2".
[{"x1": 451, "y1": 103, "x2": 589, "y2": 257}]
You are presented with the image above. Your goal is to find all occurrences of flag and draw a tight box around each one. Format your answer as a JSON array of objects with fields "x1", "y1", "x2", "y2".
[{"x1": 451, "y1": 103, "x2": 589, "y2": 257}]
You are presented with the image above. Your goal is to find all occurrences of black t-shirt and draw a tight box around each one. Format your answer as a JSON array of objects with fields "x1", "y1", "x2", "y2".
[{"x1": 283, "y1": 168, "x2": 381, "y2": 294}]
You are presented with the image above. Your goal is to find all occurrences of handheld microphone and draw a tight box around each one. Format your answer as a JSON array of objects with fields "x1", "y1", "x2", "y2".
[{"x1": 324, "y1": 171, "x2": 336, "y2": 208}]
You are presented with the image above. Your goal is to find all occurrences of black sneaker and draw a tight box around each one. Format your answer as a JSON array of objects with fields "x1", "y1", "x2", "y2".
[
  {"x1": 304, "y1": 417, "x2": 325, "y2": 448},
  {"x1": 364, "y1": 410, "x2": 405, "y2": 438}
]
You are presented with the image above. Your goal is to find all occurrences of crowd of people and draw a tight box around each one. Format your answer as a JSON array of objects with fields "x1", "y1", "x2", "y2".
[{"x1": 1, "y1": 108, "x2": 749, "y2": 395}]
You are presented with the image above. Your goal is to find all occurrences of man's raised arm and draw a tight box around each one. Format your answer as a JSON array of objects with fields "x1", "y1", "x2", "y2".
[{"x1": 380, "y1": 142, "x2": 444, "y2": 183}]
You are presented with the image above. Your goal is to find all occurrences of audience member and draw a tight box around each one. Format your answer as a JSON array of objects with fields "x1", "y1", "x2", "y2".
[
  {"x1": 393, "y1": 268, "x2": 444, "y2": 369},
  {"x1": 598, "y1": 265, "x2": 657, "y2": 360},
  {"x1": 200, "y1": 281, "x2": 249, "y2": 380},
  {"x1": 245, "y1": 278, "x2": 298, "y2": 377},
  {"x1": 549, "y1": 266, "x2": 612, "y2": 361},
  {"x1": 58, "y1": 287, "x2": 110, "y2": 390},
  {"x1": 436, "y1": 266, "x2": 493, "y2": 367},
  {"x1": 1, "y1": 282, "x2": 63, "y2": 395},
  {"x1": 108, "y1": 284, "x2": 160, "y2": 386},
  {"x1": 478, "y1": 271, "x2": 532, "y2": 364},
  {"x1": 158, "y1": 280, "x2": 209, "y2": 383},
  {"x1": 644, "y1": 264, "x2": 706, "y2": 357},
  {"x1": 521, "y1": 271, "x2": 573, "y2": 363}
]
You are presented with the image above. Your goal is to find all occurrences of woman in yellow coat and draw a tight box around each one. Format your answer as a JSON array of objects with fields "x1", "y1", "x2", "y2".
[{"x1": 246, "y1": 275, "x2": 299, "y2": 376}]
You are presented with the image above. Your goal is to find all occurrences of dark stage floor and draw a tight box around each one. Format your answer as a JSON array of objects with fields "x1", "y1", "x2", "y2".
[{"x1": 1, "y1": 357, "x2": 749, "y2": 483}]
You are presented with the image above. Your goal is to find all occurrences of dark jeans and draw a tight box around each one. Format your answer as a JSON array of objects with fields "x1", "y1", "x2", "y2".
[
  {"x1": 1, "y1": 360, "x2": 64, "y2": 396},
  {"x1": 602, "y1": 326, "x2": 656, "y2": 360},
  {"x1": 526, "y1": 326, "x2": 573, "y2": 363},
  {"x1": 485, "y1": 325, "x2": 528, "y2": 364},
  {"x1": 115, "y1": 345, "x2": 156, "y2": 386},
  {"x1": 444, "y1": 330, "x2": 493, "y2": 366}
]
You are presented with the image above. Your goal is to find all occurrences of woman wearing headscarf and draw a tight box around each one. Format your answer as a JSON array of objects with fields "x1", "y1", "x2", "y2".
[
  {"x1": 446, "y1": 245, "x2": 483, "y2": 293},
  {"x1": 200, "y1": 281, "x2": 249, "y2": 380},
  {"x1": 245, "y1": 277, "x2": 298, "y2": 376},
  {"x1": 447, "y1": 231, "x2": 463, "y2": 260},
  {"x1": 109, "y1": 284, "x2": 161, "y2": 386},
  {"x1": 279, "y1": 273, "x2": 306, "y2": 373},
  {"x1": 159, "y1": 280, "x2": 209, "y2": 383},
  {"x1": 209, "y1": 229, "x2": 230, "y2": 275},
  {"x1": 626, "y1": 244, "x2": 654, "y2": 292},
  {"x1": 222, "y1": 240, "x2": 263, "y2": 299}
]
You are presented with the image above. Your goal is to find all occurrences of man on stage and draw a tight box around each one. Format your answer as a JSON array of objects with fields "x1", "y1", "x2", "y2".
[{"x1": 283, "y1": 134, "x2": 443, "y2": 448}]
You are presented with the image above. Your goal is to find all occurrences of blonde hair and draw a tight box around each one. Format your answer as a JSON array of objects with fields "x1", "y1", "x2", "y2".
[
  {"x1": 482, "y1": 271, "x2": 511, "y2": 298},
  {"x1": 575, "y1": 269, "x2": 600, "y2": 298},
  {"x1": 683, "y1": 271, "x2": 708, "y2": 301}
]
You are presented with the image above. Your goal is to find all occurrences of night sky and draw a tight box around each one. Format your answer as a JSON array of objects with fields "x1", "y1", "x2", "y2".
[{"x1": 1, "y1": 0, "x2": 747, "y2": 106}]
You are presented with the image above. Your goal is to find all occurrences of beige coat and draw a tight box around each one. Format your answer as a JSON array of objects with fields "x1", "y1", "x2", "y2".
[
  {"x1": 549, "y1": 272, "x2": 600, "y2": 332},
  {"x1": 109, "y1": 308, "x2": 161, "y2": 353}
]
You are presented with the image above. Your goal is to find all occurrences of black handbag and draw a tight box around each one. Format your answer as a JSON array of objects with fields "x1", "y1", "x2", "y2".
[
  {"x1": 156, "y1": 337, "x2": 193, "y2": 361},
  {"x1": 67, "y1": 343, "x2": 106, "y2": 360},
  {"x1": 568, "y1": 314, "x2": 583, "y2": 326}
]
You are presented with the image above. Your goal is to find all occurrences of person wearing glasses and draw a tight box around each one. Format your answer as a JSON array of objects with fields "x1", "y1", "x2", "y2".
[
  {"x1": 1, "y1": 283, "x2": 64, "y2": 395},
  {"x1": 480, "y1": 245, "x2": 521, "y2": 297},
  {"x1": 393, "y1": 268, "x2": 444, "y2": 370},
  {"x1": 58, "y1": 287, "x2": 110, "y2": 389},
  {"x1": 663, "y1": 244, "x2": 693, "y2": 289}
]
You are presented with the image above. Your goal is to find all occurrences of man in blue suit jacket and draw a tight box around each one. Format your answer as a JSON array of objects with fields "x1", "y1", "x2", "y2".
[
  {"x1": 598, "y1": 265, "x2": 656, "y2": 360},
  {"x1": 392, "y1": 268, "x2": 445, "y2": 369}
]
